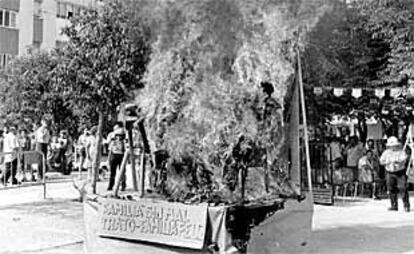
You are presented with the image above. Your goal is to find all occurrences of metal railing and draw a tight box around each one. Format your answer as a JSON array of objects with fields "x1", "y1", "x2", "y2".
[
  {"x1": 0, "y1": 150, "x2": 46, "y2": 199},
  {"x1": 301, "y1": 142, "x2": 334, "y2": 188}
]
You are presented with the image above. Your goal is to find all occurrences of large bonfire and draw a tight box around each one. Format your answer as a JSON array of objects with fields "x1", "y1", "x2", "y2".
[{"x1": 136, "y1": 0, "x2": 333, "y2": 204}]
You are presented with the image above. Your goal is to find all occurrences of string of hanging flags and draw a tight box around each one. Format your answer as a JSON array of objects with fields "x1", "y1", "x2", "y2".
[{"x1": 312, "y1": 86, "x2": 414, "y2": 99}]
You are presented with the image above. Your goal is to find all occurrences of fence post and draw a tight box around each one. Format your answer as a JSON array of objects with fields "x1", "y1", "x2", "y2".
[
  {"x1": 3, "y1": 154, "x2": 7, "y2": 187},
  {"x1": 42, "y1": 152, "x2": 46, "y2": 199},
  {"x1": 17, "y1": 152, "x2": 21, "y2": 186},
  {"x1": 76, "y1": 146, "x2": 82, "y2": 180},
  {"x1": 140, "y1": 152, "x2": 146, "y2": 198}
]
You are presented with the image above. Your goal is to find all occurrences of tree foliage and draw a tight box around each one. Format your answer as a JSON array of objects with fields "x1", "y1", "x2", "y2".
[
  {"x1": 51, "y1": 1, "x2": 150, "y2": 192},
  {"x1": 0, "y1": 52, "x2": 76, "y2": 133},
  {"x1": 356, "y1": 0, "x2": 414, "y2": 85},
  {"x1": 57, "y1": 1, "x2": 150, "y2": 116},
  {"x1": 304, "y1": 0, "x2": 414, "y2": 88},
  {"x1": 302, "y1": 0, "x2": 414, "y2": 123}
]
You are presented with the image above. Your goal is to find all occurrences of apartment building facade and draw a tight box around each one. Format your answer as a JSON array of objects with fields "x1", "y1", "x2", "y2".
[{"x1": 0, "y1": 0, "x2": 99, "y2": 68}]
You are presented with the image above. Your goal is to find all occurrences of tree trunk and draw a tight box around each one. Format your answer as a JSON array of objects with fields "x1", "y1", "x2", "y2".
[{"x1": 92, "y1": 111, "x2": 104, "y2": 194}]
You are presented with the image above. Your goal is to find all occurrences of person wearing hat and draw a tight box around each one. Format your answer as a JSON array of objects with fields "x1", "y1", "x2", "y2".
[
  {"x1": 379, "y1": 136, "x2": 410, "y2": 212},
  {"x1": 107, "y1": 123, "x2": 126, "y2": 191},
  {"x1": 1, "y1": 125, "x2": 19, "y2": 185}
]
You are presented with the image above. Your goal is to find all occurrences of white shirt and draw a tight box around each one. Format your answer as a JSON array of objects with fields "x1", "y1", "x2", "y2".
[
  {"x1": 346, "y1": 143, "x2": 365, "y2": 167},
  {"x1": 3, "y1": 132, "x2": 19, "y2": 162},
  {"x1": 379, "y1": 149, "x2": 408, "y2": 173},
  {"x1": 106, "y1": 131, "x2": 115, "y2": 144},
  {"x1": 358, "y1": 156, "x2": 377, "y2": 171},
  {"x1": 35, "y1": 126, "x2": 50, "y2": 144},
  {"x1": 329, "y1": 142, "x2": 342, "y2": 161},
  {"x1": 78, "y1": 134, "x2": 90, "y2": 148}
]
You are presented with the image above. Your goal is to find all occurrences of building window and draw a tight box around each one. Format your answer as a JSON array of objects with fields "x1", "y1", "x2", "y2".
[
  {"x1": 56, "y1": 1, "x2": 86, "y2": 19},
  {"x1": 0, "y1": 54, "x2": 12, "y2": 68},
  {"x1": 56, "y1": 40, "x2": 67, "y2": 49},
  {"x1": 10, "y1": 12, "x2": 16, "y2": 27},
  {"x1": 67, "y1": 3, "x2": 73, "y2": 18},
  {"x1": 57, "y1": 1, "x2": 67, "y2": 18},
  {"x1": 34, "y1": 0, "x2": 42, "y2": 17},
  {"x1": 4, "y1": 10, "x2": 9, "y2": 26},
  {"x1": 32, "y1": 42, "x2": 41, "y2": 50},
  {"x1": 0, "y1": 9, "x2": 17, "y2": 28}
]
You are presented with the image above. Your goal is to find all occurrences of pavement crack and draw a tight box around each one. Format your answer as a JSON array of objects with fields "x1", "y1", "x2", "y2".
[{"x1": 14, "y1": 241, "x2": 84, "y2": 253}]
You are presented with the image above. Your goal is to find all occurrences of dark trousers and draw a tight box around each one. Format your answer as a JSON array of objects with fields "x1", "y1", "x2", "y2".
[
  {"x1": 108, "y1": 153, "x2": 125, "y2": 190},
  {"x1": 36, "y1": 142, "x2": 48, "y2": 179},
  {"x1": 387, "y1": 170, "x2": 410, "y2": 209},
  {"x1": 350, "y1": 166, "x2": 358, "y2": 181},
  {"x1": 1, "y1": 159, "x2": 18, "y2": 185}
]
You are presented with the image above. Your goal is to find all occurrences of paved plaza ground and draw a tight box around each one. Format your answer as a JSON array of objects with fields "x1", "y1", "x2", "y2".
[{"x1": 0, "y1": 177, "x2": 413, "y2": 253}]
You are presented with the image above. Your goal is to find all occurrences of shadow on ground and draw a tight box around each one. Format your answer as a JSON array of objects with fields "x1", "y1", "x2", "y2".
[
  {"x1": 0, "y1": 200, "x2": 84, "y2": 253},
  {"x1": 0, "y1": 200, "x2": 83, "y2": 220},
  {"x1": 309, "y1": 224, "x2": 414, "y2": 253}
]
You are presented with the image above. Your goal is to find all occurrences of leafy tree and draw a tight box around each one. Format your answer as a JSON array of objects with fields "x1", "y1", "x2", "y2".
[
  {"x1": 355, "y1": 0, "x2": 414, "y2": 85},
  {"x1": 302, "y1": 0, "x2": 414, "y2": 123},
  {"x1": 0, "y1": 51, "x2": 77, "y2": 133},
  {"x1": 55, "y1": 1, "x2": 150, "y2": 193}
]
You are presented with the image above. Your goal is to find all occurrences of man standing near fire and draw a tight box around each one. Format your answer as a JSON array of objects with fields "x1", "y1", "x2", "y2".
[
  {"x1": 379, "y1": 136, "x2": 410, "y2": 212},
  {"x1": 106, "y1": 122, "x2": 126, "y2": 191}
]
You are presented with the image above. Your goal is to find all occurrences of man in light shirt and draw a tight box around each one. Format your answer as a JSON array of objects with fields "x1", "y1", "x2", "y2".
[
  {"x1": 345, "y1": 136, "x2": 365, "y2": 181},
  {"x1": 107, "y1": 123, "x2": 126, "y2": 191},
  {"x1": 379, "y1": 136, "x2": 410, "y2": 212},
  {"x1": 1, "y1": 126, "x2": 19, "y2": 185},
  {"x1": 35, "y1": 119, "x2": 50, "y2": 180},
  {"x1": 78, "y1": 128, "x2": 91, "y2": 172}
]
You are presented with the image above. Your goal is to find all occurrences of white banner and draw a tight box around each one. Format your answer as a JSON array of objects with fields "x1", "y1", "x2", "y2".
[
  {"x1": 375, "y1": 89, "x2": 385, "y2": 98},
  {"x1": 313, "y1": 87, "x2": 323, "y2": 96},
  {"x1": 407, "y1": 86, "x2": 414, "y2": 97},
  {"x1": 352, "y1": 88, "x2": 362, "y2": 98},
  {"x1": 333, "y1": 88, "x2": 343, "y2": 97},
  {"x1": 390, "y1": 88, "x2": 402, "y2": 98},
  {"x1": 98, "y1": 198, "x2": 208, "y2": 249}
]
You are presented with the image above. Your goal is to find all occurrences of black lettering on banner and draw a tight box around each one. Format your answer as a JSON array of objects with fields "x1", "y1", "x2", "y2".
[
  {"x1": 110, "y1": 218, "x2": 117, "y2": 231},
  {"x1": 103, "y1": 203, "x2": 110, "y2": 215},
  {"x1": 178, "y1": 220, "x2": 186, "y2": 237},
  {"x1": 146, "y1": 206, "x2": 153, "y2": 219},
  {"x1": 170, "y1": 220, "x2": 178, "y2": 236},
  {"x1": 197, "y1": 224, "x2": 205, "y2": 240},
  {"x1": 127, "y1": 219, "x2": 136, "y2": 233},
  {"x1": 102, "y1": 218, "x2": 108, "y2": 230}
]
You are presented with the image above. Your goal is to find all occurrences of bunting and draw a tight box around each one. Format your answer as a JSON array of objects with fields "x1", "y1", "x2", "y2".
[
  {"x1": 313, "y1": 87, "x2": 323, "y2": 96},
  {"x1": 390, "y1": 88, "x2": 402, "y2": 98},
  {"x1": 333, "y1": 88, "x2": 343, "y2": 97},
  {"x1": 311, "y1": 86, "x2": 414, "y2": 99},
  {"x1": 351, "y1": 88, "x2": 362, "y2": 98},
  {"x1": 375, "y1": 89, "x2": 385, "y2": 98},
  {"x1": 407, "y1": 86, "x2": 414, "y2": 98}
]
